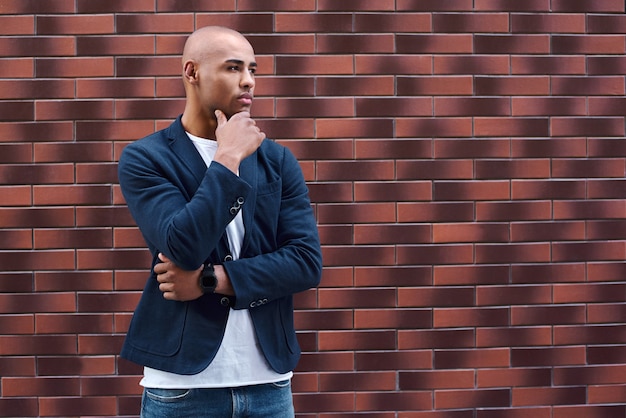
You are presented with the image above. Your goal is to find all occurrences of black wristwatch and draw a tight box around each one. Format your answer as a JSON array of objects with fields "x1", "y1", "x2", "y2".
[{"x1": 199, "y1": 263, "x2": 217, "y2": 293}]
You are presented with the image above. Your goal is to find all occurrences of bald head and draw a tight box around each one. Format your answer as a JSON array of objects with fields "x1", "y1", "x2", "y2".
[{"x1": 182, "y1": 26, "x2": 251, "y2": 65}]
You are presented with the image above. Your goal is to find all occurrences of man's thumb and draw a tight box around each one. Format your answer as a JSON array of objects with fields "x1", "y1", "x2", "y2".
[{"x1": 215, "y1": 109, "x2": 226, "y2": 126}]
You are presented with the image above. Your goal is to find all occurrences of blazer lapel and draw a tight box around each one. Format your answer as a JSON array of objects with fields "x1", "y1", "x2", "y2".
[{"x1": 167, "y1": 118, "x2": 207, "y2": 186}]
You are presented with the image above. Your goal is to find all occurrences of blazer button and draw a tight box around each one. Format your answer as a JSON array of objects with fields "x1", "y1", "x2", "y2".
[
  {"x1": 224, "y1": 255, "x2": 233, "y2": 262},
  {"x1": 220, "y1": 297, "x2": 230, "y2": 307}
]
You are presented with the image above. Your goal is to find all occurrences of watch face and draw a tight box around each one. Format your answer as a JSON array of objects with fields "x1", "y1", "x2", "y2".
[{"x1": 201, "y1": 265, "x2": 217, "y2": 292}]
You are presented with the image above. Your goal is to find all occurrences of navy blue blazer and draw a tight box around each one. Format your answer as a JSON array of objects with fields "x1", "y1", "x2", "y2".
[{"x1": 118, "y1": 116, "x2": 322, "y2": 375}]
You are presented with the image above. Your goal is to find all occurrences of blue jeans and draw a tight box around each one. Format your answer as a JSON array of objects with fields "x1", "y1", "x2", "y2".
[{"x1": 140, "y1": 380, "x2": 295, "y2": 418}]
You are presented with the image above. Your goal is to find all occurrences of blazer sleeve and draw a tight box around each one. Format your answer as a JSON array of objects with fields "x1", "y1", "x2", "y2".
[
  {"x1": 224, "y1": 145, "x2": 323, "y2": 309},
  {"x1": 118, "y1": 136, "x2": 252, "y2": 271}
]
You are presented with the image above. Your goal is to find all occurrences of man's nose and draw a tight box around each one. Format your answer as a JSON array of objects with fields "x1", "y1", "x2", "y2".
[{"x1": 241, "y1": 70, "x2": 254, "y2": 88}]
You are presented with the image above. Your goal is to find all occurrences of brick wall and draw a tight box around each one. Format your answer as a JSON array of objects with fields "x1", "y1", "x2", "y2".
[{"x1": 1, "y1": 1, "x2": 625, "y2": 417}]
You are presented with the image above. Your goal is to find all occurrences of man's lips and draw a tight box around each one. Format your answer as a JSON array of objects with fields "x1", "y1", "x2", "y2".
[{"x1": 238, "y1": 93, "x2": 253, "y2": 105}]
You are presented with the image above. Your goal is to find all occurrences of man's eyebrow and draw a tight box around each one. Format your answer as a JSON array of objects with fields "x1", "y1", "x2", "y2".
[{"x1": 225, "y1": 59, "x2": 257, "y2": 67}]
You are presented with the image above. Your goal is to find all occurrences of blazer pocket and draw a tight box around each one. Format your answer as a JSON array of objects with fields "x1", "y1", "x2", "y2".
[
  {"x1": 126, "y1": 280, "x2": 188, "y2": 356},
  {"x1": 256, "y1": 178, "x2": 281, "y2": 196}
]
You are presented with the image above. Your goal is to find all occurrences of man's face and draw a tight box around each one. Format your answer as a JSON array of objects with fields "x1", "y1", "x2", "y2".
[{"x1": 196, "y1": 34, "x2": 257, "y2": 119}]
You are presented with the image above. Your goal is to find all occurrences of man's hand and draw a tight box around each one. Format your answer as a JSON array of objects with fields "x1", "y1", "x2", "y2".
[
  {"x1": 213, "y1": 109, "x2": 265, "y2": 174},
  {"x1": 154, "y1": 253, "x2": 203, "y2": 301}
]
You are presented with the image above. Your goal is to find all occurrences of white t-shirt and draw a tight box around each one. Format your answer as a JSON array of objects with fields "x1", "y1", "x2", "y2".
[{"x1": 140, "y1": 133, "x2": 291, "y2": 388}]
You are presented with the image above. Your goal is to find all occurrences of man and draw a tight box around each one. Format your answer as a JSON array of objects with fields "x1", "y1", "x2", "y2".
[{"x1": 117, "y1": 26, "x2": 322, "y2": 417}]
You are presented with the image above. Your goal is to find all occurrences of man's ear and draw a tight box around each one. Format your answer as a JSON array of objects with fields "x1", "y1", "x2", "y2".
[{"x1": 183, "y1": 60, "x2": 197, "y2": 83}]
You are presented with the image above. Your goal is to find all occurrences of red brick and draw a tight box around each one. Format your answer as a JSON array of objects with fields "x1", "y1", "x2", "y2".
[
  {"x1": 400, "y1": 287, "x2": 474, "y2": 309},
  {"x1": 433, "y1": 180, "x2": 510, "y2": 201},
  {"x1": 588, "y1": 14, "x2": 626, "y2": 34},
  {"x1": 37, "y1": 15, "x2": 114, "y2": 35},
  {"x1": 0, "y1": 335, "x2": 77, "y2": 356},
  {"x1": 0, "y1": 230, "x2": 32, "y2": 249},
  {"x1": 476, "y1": 243, "x2": 551, "y2": 263},
  {"x1": 552, "y1": 76, "x2": 624, "y2": 96},
  {"x1": 195, "y1": 14, "x2": 274, "y2": 35},
  {"x1": 294, "y1": 392, "x2": 355, "y2": 413},
  {"x1": 355, "y1": 224, "x2": 431, "y2": 245},
  {"x1": 321, "y1": 245, "x2": 395, "y2": 267},
  {"x1": 511, "y1": 346, "x2": 586, "y2": 367},
  {"x1": 434, "y1": 13, "x2": 509, "y2": 32},
  {"x1": 275, "y1": 13, "x2": 352, "y2": 33},
  {"x1": 319, "y1": 288, "x2": 396, "y2": 309},
  {"x1": 39, "y1": 396, "x2": 117, "y2": 417},
  {"x1": 318, "y1": 0, "x2": 394, "y2": 10},
  {"x1": 553, "y1": 405, "x2": 626, "y2": 418},
  {"x1": 476, "y1": 201, "x2": 552, "y2": 222},
  {"x1": 512, "y1": 97, "x2": 586, "y2": 116},
  {"x1": 511, "y1": 13, "x2": 585, "y2": 33},
  {"x1": 318, "y1": 330, "x2": 396, "y2": 351},
  {"x1": 355, "y1": 266, "x2": 432, "y2": 288},
  {"x1": 434, "y1": 265, "x2": 510, "y2": 286},
  {"x1": 588, "y1": 384, "x2": 626, "y2": 404},
  {"x1": 588, "y1": 56, "x2": 626, "y2": 75},
  {"x1": 476, "y1": 76, "x2": 550, "y2": 95},
  {"x1": 512, "y1": 220, "x2": 586, "y2": 242},
  {"x1": 356, "y1": 351, "x2": 432, "y2": 371},
  {"x1": 398, "y1": 244, "x2": 474, "y2": 266},
  {"x1": 397, "y1": 0, "x2": 472, "y2": 11},
  {"x1": 78, "y1": 0, "x2": 155, "y2": 13},
  {"x1": 587, "y1": 302, "x2": 626, "y2": 323},
  {"x1": 0, "y1": 250, "x2": 75, "y2": 271},
  {"x1": 475, "y1": 35, "x2": 550, "y2": 54},
  {"x1": 398, "y1": 202, "x2": 475, "y2": 223},
  {"x1": 554, "y1": 200, "x2": 626, "y2": 220},
  {"x1": 477, "y1": 326, "x2": 552, "y2": 348},
  {"x1": 552, "y1": 35, "x2": 625, "y2": 54},
  {"x1": 554, "y1": 325, "x2": 626, "y2": 345},
  {"x1": 512, "y1": 138, "x2": 587, "y2": 158},
  {"x1": 355, "y1": 181, "x2": 431, "y2": 202},
  {"x1": 399, "y1": 329, "x2": 475, "y2": 350},
  {"x1": 552, "y1": 0, "x2": 624, "y2": 12},
  {"x1": 37, "y1": 356, "x2": 116, "y2": 376},
  {"x1": 434, "y1": 138, "x2": 510, "y2": 158},
  {"x1": 398, "y1": 76, "x2": 473, "y2": 95},
  {"x1": 511, "y1": 180, "x2": 585, "y2": 200},
  {"x1": 356, "y1": 55, "x2": 432, "y2": 75},
  {"x1": 512, "y1": 305, "x2": 586, "y2": 326},
  {"x1": 319, "y1": 372, "x2": 396, "y2": 391},
  {"x1": 318, "y1": 34, "x2": 394, "y2": 54},
  {"x1": 0, "y1": 79, "x2": 74, "y2": 100},
  {"x1": 116, "y1": 13, "x2": 193, "y2": 33},
  {"x1": 34, "y1": 228, "x2": 112, "y2": 249},
  {"x1": 356, "y1": 391, "x2": 432, "y2": 411},
  {"x1": 355, "y1": 13, "x2": 431, "y2": 32},
  {"x1": 397, "y1": 34, "x2": 473, "y2": 53},
  {"x1": 0, "y1": 15, "x2": 34, "y2": 35},
  {"x1": 354, "y1": 309, "x2": 431, "y2": 329},
  {"x1": 316, "y1": 161, "x2": 394, "y2": 181},
  {"x1": 512, "y1": 56, "x2": 586, "y2": 75},
  {"x1": 435, "y1": 97, "x2": 510, "y2": 117},
  {"x1": 397, "y1": 160, "x2": 473, "y2": 179},
  {"x1": 434, "y1": 307, "x2": 509, "y2": 328},
  {"x1": 435, "y1": 388, "x2": 510, "y2": 409},
  {"x1": 276, "y1": 56, "x2": 353, "y2": 75},
  {"x1": 238, "y1": 0, "x2": 314, "y2": 11},
  {"x1": 397, "y1": 117, "x2": 472, "y2": 138},
  {"x1": 36, "y1": 57, "x2": 114, "y2": 78},
  {"x1": 116, "y1": 57, "x2": 180, "y2": 77},
  {"x1": 400, "y1": 370, "x2": 474, "y2": 390},
  {"x1": 476, "y1": 0, "x2": 549, "y2": 11},
  {"x1": 477, "y1": 367, "x2": 552, "y2": 388},
  {"x1": 77, "y1": 78, "x2": 155, "y2": 98},
  {"x1": 513, "y1": 386, "x2": 586, "y2": 406}
]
